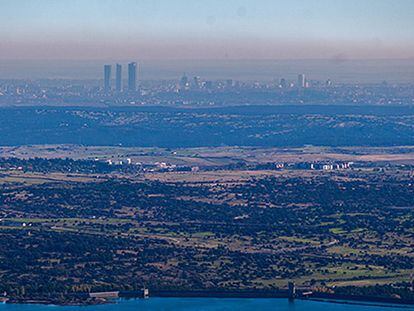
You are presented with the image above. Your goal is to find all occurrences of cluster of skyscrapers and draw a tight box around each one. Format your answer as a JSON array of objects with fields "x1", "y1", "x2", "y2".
[
  {"x1": 279, "y1": 74, "x2": 308, "y2": 89},
  {"x1": 104, "y1": 62, "x2": 137, "y2": 92},
  {"x1": 103, "y1": 66, "x2": 315, "y2": 94}
]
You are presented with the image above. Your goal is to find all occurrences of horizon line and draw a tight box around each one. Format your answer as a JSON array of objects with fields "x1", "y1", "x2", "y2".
[{"x1": 1, "y1": 58, "x2": 414, "y2": 62}]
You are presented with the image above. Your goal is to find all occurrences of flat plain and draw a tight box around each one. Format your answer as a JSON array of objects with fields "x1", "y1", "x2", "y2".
[{"x1": 0, "y1": 144, "x2": 413, "y2": 303}]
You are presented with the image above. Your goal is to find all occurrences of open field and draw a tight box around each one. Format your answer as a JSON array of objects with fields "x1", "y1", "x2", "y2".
[{"x1": 2, "y1": 145, "x2": 414, "y2": 167}]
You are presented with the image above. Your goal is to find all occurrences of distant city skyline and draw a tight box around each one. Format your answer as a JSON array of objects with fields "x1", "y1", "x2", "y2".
[
  {"x1": 1, "y1": 59, "x2": 413, "y2": 83},
  {"x1": 1, "y1": 0, "x2": 414, "y2": 60}
]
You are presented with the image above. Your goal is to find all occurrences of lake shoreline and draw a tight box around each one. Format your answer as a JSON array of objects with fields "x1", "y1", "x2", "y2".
[{"x1": 5, "y1": 291, "x2": 414, "y2": 308}]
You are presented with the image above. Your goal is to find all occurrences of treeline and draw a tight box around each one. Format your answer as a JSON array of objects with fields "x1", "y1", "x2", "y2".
[
  {"x1": 0, "y1": 157, "x2": 133, "y2": 174},
  {"x1": 334, "y1": 284, "x2": 414, "y2": 301}
]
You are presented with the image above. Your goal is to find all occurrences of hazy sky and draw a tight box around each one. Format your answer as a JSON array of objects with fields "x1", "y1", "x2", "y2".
[{"x1": 1, "y1": 0, "x2": 414, "y2": 60}]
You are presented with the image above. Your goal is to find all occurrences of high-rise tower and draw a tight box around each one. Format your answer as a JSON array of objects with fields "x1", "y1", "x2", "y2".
[
  {"x1": 104, "y1": 65, "x2": 112, "y2": 92},
  {"x1": 298, "y1": 74, "x2": 306, "y2": 89},
  {"x1": 116, "y1": 64, "x2": 122, "y2": 92},
  {"x1": 128, "y1": 62, "x2": 137, "y2": 92}
]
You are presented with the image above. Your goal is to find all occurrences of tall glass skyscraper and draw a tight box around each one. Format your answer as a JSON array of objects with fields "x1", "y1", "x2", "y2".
[
  {"x1": 128, "y1": 62, "x2": 137, "y2": 92},
  {"x1": 298, "y1": 74, "x2": 306, "y2": 89},
  {"x1": 104, "y1": 65, "x2": 112, "y2": 92},
  {"x1": 116, "y1": 64, "x2": 122, "y2": 92}
]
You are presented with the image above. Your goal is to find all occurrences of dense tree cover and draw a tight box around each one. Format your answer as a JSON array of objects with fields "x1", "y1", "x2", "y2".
[
  {"x1": 0, "y1": 169, "x2": 413, "y2": 302},
  {"x1": 335, "y1": 284, "x2": 414, "y2": 301},
  {"x1": 0, "y1": 106, "x2": 413, "y2": 147},
  {"x1": 0, "y1": 157, "x2": 115, "y2": 174}
]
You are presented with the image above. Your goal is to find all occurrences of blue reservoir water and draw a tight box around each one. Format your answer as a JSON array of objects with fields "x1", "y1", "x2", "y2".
[{"x1": 0, "y1": 298, "x2": 413, "y2": 311}]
